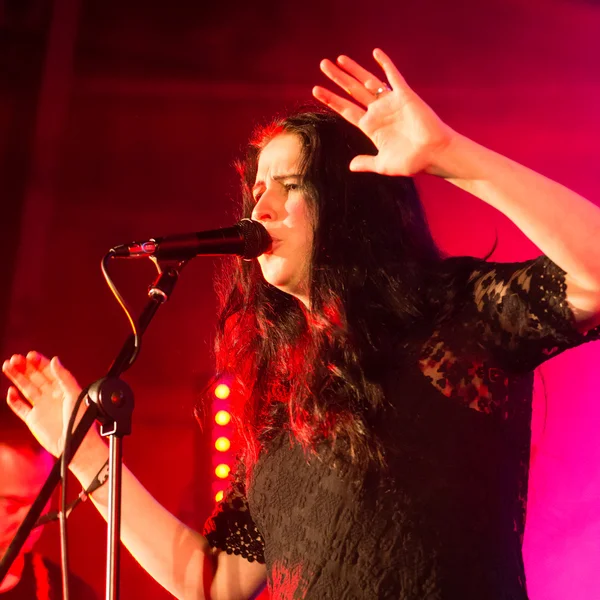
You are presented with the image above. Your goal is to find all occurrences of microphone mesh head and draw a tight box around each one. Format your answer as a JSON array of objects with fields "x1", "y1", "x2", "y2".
[{"x1": 237, "y1": 219, "x2": 272, "y2": 259}]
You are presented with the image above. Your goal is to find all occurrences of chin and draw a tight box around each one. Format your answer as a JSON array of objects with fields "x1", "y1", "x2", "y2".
[
  {"x1": 259, "y1": 261, "x2": 290, "y2": 289},
  {"x1": 265, "y1": 276, "x2": 294, "y2": 294},
  {"x1": 260, "y1": 273, "x2": 297, "y2": 297},
  {"x1": 258, "y1": 260, "x2": 308, "y2": 302}
]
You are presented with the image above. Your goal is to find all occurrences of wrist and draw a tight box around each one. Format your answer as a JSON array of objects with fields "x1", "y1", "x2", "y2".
[
  {"x1": 424, "y1": 128, "x2": 466, "y2": 179},
  {"x1": 71, "y1": 432, "x2": 109, "y2": 487}
]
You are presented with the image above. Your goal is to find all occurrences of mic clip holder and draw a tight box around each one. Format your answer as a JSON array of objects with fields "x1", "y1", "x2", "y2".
[{"x1": 88, "y1": 378, "x2": 134, "y2": 438}]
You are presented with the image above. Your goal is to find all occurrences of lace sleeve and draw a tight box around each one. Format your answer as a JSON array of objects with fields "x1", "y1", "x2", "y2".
[
  {"x1": 467, "y1": 255, "x2": 600, "y2": 371},
  {"x1": 202, "y1": 458, "x2": 265, "y2": 564}
]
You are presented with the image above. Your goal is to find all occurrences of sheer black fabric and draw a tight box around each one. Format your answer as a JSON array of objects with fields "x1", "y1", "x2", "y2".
[{"x1": 203, "y1": 256, "x2": 600, "y2": 599}]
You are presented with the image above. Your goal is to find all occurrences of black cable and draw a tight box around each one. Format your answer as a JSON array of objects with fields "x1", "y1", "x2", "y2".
[
  {"x1": 59, "y1": 385, "x2": 90, "y2": 600},
  {"x1": 34, "y1": 458, "x2": 109, "y2": 528},
  {"x1": 101, "y1": 252, "x2": 140, "y2": 366},
  {"x1": 55, "y1": 252, "x2": 141, "y2": 598}
]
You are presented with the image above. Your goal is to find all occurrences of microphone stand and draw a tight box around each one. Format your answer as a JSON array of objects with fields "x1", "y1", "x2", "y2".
[{"x1": 0, "y1": 257, "x2": 187, "y2": 600}]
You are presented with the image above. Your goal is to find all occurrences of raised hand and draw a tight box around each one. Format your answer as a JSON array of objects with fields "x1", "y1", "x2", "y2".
[
  {"x1": 2, "y1": 352, "x2": 102, "y2": 460},
  {"x1": 312, "y1": 48, "x2": 455, "y2": 177}
]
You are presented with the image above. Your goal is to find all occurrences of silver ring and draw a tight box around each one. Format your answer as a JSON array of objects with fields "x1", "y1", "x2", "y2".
[{"x1": 374, "y1": 84, "x2": 391, "y2": 98}]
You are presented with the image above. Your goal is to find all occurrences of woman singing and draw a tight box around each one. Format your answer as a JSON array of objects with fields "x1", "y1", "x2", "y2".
[{"x1": 4, "y1": 49, "x2": 600, "y2": 599}]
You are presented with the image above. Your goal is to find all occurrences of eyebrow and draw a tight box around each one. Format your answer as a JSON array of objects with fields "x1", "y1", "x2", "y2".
[{"x1": 252, "y1": 173, "x2": 303, "y2": 195}]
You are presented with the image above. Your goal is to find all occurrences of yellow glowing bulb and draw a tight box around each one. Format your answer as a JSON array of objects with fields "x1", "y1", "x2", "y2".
[
  {"x1": 215, "y1": 464, "x2": 231, "y2": 479},
  {"x1": 214, "y1": 410, "x2": 231, "y2": 426},
  {"x1": 214, "y1": 383, "x2": 231, "y2": 399},
  {"x1": 215, "y1": 437, "x2": 231, "y2": 452},
  {"x1": 215, "y1": 490, "x2": 224, "y2": 502}
]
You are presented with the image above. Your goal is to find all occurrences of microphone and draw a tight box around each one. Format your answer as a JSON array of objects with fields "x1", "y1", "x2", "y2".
[{"x1": 110, "y1": 218, "x2": 272, "y2": 261}]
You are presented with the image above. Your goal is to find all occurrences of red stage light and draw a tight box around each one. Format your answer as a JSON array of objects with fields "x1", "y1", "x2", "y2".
[
  {"x1": 214, "y1": 410, "x2": 231, "y2": 426},
  {"x1": 215, "y1": 464, "x2": 230, "y2": 479},
  {"x1": 214, "y1": 383, "x2": 231, "y2": 399},
  {"x1": 215, "y1": 437, "x2": 231, "y2": 452}
]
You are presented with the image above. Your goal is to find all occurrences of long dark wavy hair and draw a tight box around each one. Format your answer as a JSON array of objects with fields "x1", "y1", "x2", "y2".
[{"x1": 212, "y1": 108, "x2": 447, "y2": 471}]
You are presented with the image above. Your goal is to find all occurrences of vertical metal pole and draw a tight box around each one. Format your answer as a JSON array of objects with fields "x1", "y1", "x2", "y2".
[{"x1": 106, "y1": 435, "x2": 123, "y2": 600}]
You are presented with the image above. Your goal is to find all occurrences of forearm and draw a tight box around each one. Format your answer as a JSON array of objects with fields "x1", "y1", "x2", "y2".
[
  {"x1": 433, "y1": 132, "x2": 600, "y2": 291},
  {"x1": 71, "y1": 437, "x2": 213, "y2": 600}
]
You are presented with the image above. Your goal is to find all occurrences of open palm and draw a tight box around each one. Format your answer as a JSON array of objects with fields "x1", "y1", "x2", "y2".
[
  {"x1": 313, "y1": 48, "x2": 454, "y2": 176},
  {"x1": 3, "y1": 352, "x2": 92, "y2": 458}
]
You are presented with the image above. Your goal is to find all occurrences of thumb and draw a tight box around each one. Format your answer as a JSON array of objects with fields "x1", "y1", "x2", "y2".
[{"x1": 349, "y1": 155, "x2": 378, "y2": 173}]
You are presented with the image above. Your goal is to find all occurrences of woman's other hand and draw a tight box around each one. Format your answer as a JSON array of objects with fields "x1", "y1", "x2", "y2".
[
  {"x1": 2, "y1": 352, "x2": 103, "y2": 462},
  {"x1": 313, "y1": 48, "x2": 455, "y2": 177}
]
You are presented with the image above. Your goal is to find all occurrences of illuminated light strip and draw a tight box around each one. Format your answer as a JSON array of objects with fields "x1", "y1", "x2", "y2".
[{"x1": 212, "y1": 379, "x2": 233, "y2": 504}]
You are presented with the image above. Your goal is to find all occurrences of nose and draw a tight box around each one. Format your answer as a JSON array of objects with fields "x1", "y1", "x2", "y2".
[{"x1": 251, "y1": 191, "x2": 276, "y2": 223}]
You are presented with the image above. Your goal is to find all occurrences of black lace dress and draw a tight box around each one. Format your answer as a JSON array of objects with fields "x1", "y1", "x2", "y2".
[{"x1": 203, "y1": 257, "x2": 600, "y2": 599}]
